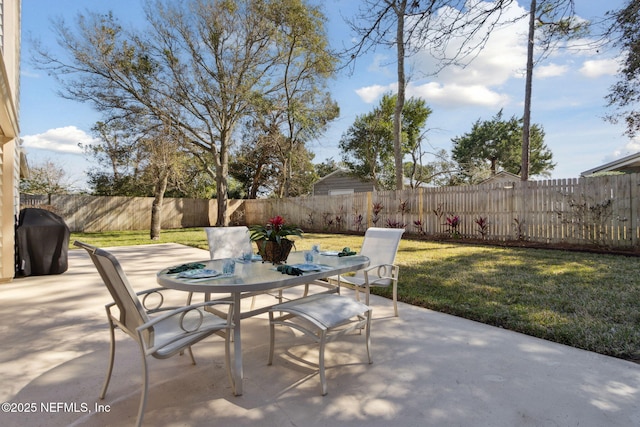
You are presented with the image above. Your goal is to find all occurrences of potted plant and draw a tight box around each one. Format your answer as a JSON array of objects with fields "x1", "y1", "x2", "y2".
[{"x1": 248, "y1": 216, "x2": 303, "y2": 264}]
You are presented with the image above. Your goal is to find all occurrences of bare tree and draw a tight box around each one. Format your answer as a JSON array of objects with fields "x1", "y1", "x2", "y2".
[
  {"x1": 604, "y1": 1, "x2": 640, "y2": 138},
  {"x1": 33, "y1": 0, "x2": 333, "y2": 225},
  {"x1": 344, "y1": 0, "x2": 516, "y2": 190},
  {"x1": 268, "y1": 0, "x2": 339, "y2": 197},
  {"x1": 520, "y1": 0, "x2": 586, "y2": 180},
  {"x1": 143, "y1": 119, "x2": 186, "y2": 239},
  {"x1": 20, "y1": 158, "x2": 73, "y2": 196}
]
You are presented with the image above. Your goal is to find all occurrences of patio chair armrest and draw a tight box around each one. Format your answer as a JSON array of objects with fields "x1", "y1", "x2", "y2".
[
  {"x1": 142, "y1": 300, "x2": 234, "y2": 330},
  {"x1": 136, "y1": 300, "x2": 234, "y2": 356},
  {"x1": 362, "y1": 263, "x2": 399, "y2": 286},
  {"x1": 135, "y1": 287, "x2": 184, "y2": 314}
]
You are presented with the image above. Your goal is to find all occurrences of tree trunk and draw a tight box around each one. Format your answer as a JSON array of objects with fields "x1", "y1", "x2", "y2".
[
  {"x1": 393, "y1": 3, "x2": 406, "y2": 191},
  {"x1": 215, "y1": 132, "x2": 230, "y2": 226},
  {"x1": 150, "y1": 171, "x2": 169, "y2": 240},
  {"x1": 521, "y1": 0, "x2": 536, "y2": 182},
  {"x1": 280, "y1": 156, "x2": 290, "y2": 198},
  {"x1": 215, "y1": 157, "x2": 229, "y2": 226}
]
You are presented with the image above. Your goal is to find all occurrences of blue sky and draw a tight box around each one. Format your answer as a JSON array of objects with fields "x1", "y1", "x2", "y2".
[{"x1": 20, "y1": 0, "x2": 631, "y2": 190}]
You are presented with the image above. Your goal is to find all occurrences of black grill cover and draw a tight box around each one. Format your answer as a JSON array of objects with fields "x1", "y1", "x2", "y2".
[{"x1": 16, "y1": 208, "x2": 70, "y2": 276}]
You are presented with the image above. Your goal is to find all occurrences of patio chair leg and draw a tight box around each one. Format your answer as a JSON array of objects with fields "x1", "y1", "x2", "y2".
[
  {"x1": 136, "y1": 348, "x2": 150, "y2": 427},
  {"x1": 319, "y1": 330, "x2": 328, "y2": 396},
  {"x1": 364, "y1": 284, "x2": 370, "y2": 307},
  {"x1": 224, "y1": 326, "x2": 235, "y2": 395},
  {"x1": 187, "y1": 347, "x2": 196, "y2": 365},
  {"x1": 365, "y1": 310, "x2": 373, "y2": 364},
  {"x1": 267, "y1": 311, "x2": 275, "y2": 365},
  {"x1": 100, "y1": 321, "x2": 117, "y2": 400},
  {"x1": 392, "y1": 283, "x2": 398, "y2": 317}
]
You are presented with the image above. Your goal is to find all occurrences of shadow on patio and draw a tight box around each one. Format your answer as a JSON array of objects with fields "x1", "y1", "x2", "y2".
[{"x1": 1, "y1": 244, "x2": 639, "y2": 426}]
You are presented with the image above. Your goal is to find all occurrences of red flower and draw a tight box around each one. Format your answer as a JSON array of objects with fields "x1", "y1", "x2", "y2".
[
  {"x1": 268, "y1": 215, "x2": 285, "y2": 229},
  {"x1": 446, "y1": 215, "x2": 460, "y2": 228},
  {"x1": 249, "y1": 215, "x2": 303, "y2": 243}
]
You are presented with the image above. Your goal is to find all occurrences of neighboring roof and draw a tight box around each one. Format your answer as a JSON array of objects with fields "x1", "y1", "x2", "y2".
[
  {"x1": 479, "y1": 171, "x2": 520, "y2": 184},
  {"x1": 314, "y1": 169, "x2": 431, "y2": 190},
  {"x1": 314, "y1": 168, "x2": 350, "y2": 185},
  {"x1": 581, "y1": 151, "x2": 640, "y2": 176},
  {"x1": 313, "y1": 169, "x2": 375, "y2": 196}
]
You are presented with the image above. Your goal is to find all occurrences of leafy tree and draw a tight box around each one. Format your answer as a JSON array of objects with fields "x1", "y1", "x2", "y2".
[
  {"x1": 141, "y1": 121, "x2": 191, "y2": 239},
  {"x1": 605, "y1": 1, "x2": 640, "y2": 138},
  {"x1": 403, "y1": 148, "x2": 458, "y2": 188},
  {"x1": 230, "y1": 114, "x2": 320, "y2": 198},
  {"x1": 279, "y1": 144, "x2": 318, "y2": 197},
  {"x1": 85, "y1": 116, "x2": 197, "y2": 238},
  {"x1": 88, "y1": 120, "x2": 214, "y2": 199},
  {"x1": 340, "y1": 93, "x2": 431, "y2": 190},
  {"x1": 340, "y1": 95, "x2": 396, "y2": 190},
  {"x1": 314, "y1": 158, "x2": 341, "y2": 178},
  {"x1": 84, "y1": 120, "x2": 147, "y2": 196},
  {"x1": 345, "y1": 0, "x2": 516, "y2": 190},
  {"x1": 266, "y1": 0, "x2": 339, "y2": 197},
  {"x1": 451, "y1": 111, "x2": 554, "y2": 184},
  {"x1": 230, "y1": 114, "x2": 290, "y2": 199}
]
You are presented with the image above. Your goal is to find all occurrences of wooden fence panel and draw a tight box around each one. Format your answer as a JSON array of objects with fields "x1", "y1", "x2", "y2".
[{"x1": 20, "y1": 173, "x2": 640, "y2": 249}]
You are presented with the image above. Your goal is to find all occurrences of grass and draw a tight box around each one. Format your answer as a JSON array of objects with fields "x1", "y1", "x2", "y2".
[{"x1": 72, "y1": 228, "x2": 640, "y2": 361}]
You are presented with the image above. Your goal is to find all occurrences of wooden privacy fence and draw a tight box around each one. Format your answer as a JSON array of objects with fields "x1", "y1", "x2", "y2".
[
  {"x1": 20, "y1": 194, "x2": 245, "y2": 233},
  {"x1": 21, "y1": 173, "x2": 640, "y2": 249},
  {"x1": 244, "y1": 174, "x2": 640, "y2": 248}
]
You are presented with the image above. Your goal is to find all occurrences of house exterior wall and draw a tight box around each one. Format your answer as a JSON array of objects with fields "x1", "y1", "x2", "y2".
[
  {"x1": 313, "y1": 171, "x2": 375, "y2": 196},
  {"x1": 0, "y1": 0, "x2": 20, "y2": 282}
]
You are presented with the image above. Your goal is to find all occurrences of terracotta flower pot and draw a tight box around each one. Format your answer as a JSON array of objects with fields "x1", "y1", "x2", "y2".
[{"x1": 255, "y1": 239, "x2": 294, "y2": 264}]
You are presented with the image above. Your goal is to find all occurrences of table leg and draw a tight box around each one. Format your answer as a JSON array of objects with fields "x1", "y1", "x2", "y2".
[{"x1": 233, "y1": 291, "x2": 243, "y2": 396}]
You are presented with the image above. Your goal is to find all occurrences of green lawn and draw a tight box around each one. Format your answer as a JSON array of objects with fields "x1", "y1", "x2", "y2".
[{"x1": 72, "y1": 228, "x2": 640, "y2": 361}]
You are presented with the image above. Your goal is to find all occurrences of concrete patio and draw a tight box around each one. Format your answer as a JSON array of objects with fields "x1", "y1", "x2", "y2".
[{"x1": 1, "y1": 243, "x2": 639, "y2": 426}]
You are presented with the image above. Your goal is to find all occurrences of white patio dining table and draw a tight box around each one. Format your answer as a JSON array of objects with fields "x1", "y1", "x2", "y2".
[{"x1": 156, "y1": 251, "x2": 370, "y2": 396}]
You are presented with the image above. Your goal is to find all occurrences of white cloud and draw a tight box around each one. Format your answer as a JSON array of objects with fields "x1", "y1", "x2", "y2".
[
  {"x1": 21, "y1": 126, "x2": 95, "y2": 154},
  {"x1": 409, "y1": 81, "x2": 509, "y2": 108},
  {"x1": 354, "y1": 80, "x2": 509, "y2": 108},
  {"x1": 613, "y1": 140, "x2": 640, "y2": 158},
  {"x1": 597, "y1": 138, "x2": 640, "y2": 165},
  {"x1": 535, "y1": 63, "x2": 569, "y2": 78},
  {"x1": 579, "y1": 58, "x2": 619, "y2": 78},
  {"x1": 355, "y1": 84, "x2": 396, "y2": 103},
  {"x1": 411, "y1": 1, "x2": 529, "y2": 87},
  {"x1": 20, "y1": 69, "x2": 41, "y2": 79}
]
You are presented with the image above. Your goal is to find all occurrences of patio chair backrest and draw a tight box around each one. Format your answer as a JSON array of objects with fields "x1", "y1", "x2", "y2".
[
  {"x1": 74, "y1": 241, "x2": 150, "y2": 340},
  {"x1": 355, "y1": 228, "x2": 404, "y2": 280},
  {"x1": 205, "y1": 226, "x2": 253, "y2": 259}
]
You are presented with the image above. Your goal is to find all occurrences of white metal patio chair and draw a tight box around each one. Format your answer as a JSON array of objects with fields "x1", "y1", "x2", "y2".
[
  {"x1": 198, "y1": 226, "x2": 303, "y2": 309},
  {"x1": 192, "y1": 226, "x2": 274, "y2": 309},
  {"x1": 205, "y1": 226, "x2": 253, "y2": 260},
  {"x1": 327, "y1": 227, "x2": 404, "y2": 316},
  {"x1": 268, "y1": 293, "x2": 372, "y2": 395},
  {"x1": 74, "y1": 241, "x2": 235, "y2": 427},
  {"x1": 186, "y1": 226, "x2": 255, "y2": 304}
]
